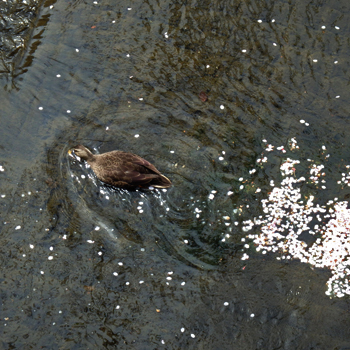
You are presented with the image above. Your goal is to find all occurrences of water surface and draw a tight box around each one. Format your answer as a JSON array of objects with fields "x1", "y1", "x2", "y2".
[{"x1": 1, "y1": 0, "x2": 350, "y2": 348}]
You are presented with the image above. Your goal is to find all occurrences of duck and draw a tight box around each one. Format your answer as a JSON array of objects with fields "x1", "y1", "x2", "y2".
[{"x1": 70, "y1": 145, "x2": 172, "y2": 190}]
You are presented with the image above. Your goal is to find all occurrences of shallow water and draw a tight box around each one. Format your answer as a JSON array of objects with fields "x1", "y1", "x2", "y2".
[{"x1": 1, "y1": 0, "x2": 350, "y2": 348}]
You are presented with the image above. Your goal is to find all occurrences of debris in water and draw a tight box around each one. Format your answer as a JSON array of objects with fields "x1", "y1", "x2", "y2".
[{"x1": 199, "y1": 91, "x2": 208, "y2": 102}]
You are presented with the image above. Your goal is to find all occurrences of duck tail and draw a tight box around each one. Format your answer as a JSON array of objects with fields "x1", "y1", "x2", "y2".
[{"x1": 151, "y1": 174, "x2": 172, "y2": 188}]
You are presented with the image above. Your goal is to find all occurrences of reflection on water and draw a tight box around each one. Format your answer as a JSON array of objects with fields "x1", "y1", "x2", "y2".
[
  {"x1": 0, "y1": 0, "x2": 49, "y2": 82},
  {"x1": 1, "y1": 0, "x2": 350, "y2": 348}
]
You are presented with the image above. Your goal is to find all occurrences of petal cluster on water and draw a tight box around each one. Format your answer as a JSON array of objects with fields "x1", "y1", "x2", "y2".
[{"x1": 244, "y1": 138, "x2": 350, "y2": 298}]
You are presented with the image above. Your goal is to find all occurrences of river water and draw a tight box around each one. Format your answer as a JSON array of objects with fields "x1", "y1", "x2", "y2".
[{"x1": 1, "y1": 0, "x2": 350, "y2": 348}]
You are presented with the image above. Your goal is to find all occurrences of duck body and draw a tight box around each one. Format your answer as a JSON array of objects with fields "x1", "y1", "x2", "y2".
[{"x1": 72, "y1": 145, "x2": 172, "y2": 190}]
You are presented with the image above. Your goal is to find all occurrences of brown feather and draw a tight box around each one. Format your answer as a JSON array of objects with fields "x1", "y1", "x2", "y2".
[{"x1": 72, "y1": 145, "x2": 172, "y2": 189}]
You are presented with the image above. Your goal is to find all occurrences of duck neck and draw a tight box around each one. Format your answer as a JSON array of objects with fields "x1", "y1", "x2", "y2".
[{"x1": 84, "y1": 149, "x2": 95, "y2": 162}]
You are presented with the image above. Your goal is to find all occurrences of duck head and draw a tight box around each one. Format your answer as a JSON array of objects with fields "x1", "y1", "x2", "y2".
[{"x1": 72, "y1": 145, "x2": 94, "y2": 161}]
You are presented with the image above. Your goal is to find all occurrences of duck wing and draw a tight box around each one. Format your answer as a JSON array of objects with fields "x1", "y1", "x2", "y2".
[{"x1": 128, "y1": 154, "x2": 172, "y2": 188}]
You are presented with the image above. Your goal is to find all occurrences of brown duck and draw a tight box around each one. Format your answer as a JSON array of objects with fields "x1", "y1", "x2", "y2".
[{"x1": 71, "y1": 145, "x2": 172, "y2": 190}]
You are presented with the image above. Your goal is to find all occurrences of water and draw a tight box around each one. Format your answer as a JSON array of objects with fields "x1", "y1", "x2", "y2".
[{"x1": 1, "y1": 0, "x2": 350, "y2": 348}]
